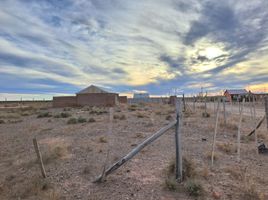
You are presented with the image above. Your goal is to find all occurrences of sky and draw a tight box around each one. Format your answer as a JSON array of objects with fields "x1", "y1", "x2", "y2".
[{"x1": 0, "y1": 0, "x2": 268, "y2": 100}]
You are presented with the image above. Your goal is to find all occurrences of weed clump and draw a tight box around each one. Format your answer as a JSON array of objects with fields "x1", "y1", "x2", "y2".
[
  {"x1": 88, "y1": 117, "x2": 96, "y2": 123},
  {"x1": 202, "y1": 112, "x2": 210, "y2": 118},
  {"x1": 77, "y1": 116, "x2": 87, "y2": 123},
  {"x1": 54, "y1": 112, "x2": 71, "y2": 118},
  {"x1": 99, "y1": 136, "x2": 107, "y2": 143},
  {"x1": 184, "y1": 179, "x2": 204, "y2": 197},
  {"x1": 37, "y1": 112, "x2": 52, "y2": 118},
  {"x1": 114, "y1": 114, "x2": 126, "y2": 120},
  {"x1": 67, "y1": 118, "x2": 77, "y2": 124}
]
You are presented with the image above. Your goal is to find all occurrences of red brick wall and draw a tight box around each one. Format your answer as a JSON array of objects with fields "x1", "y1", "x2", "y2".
[
  {"x1": 119, "y1": 96, "x2": 127, "y2": 104},
  {"x1": 53, "y1": 96, "x2": 77, "y2": 108},
  {"x1": 76, "y1": 93, "x2": 118, "y2": 107}
]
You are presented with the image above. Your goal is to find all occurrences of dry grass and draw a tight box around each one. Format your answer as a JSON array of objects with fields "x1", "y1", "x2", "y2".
[
  {"x1": 136, "y1": 112, "x2": 147, "y2": 118},
  {"x1": 42, "y1": 144, "x2": 69, "y2": 164},
  {"x1": 205, "y1": 151, "x2": 218, "y2": 161},
  {"x1": 200, "y1": 166, "x2": 209, "y2": 179},
  {"x1": 134, "y1": 132, "x2": 145, "y2": 138},
  {"x1": 15, "y1": 177, "x2": 62, "y2": 200},
  {"x1": 0, "y1": 113, "x2": 21, "y2": 119},
  {"x1": 165, "y1": 115, "x2": 173, "y2": 120},
  {"x1": 217, "y1": 142, "x2": 235, "y2": 154}
]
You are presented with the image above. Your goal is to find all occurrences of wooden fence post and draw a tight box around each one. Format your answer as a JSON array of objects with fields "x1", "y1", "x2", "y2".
[
  {"x1": 204, "y1": 95, "x2": 207, "y2": 114},
  {"x1": 33, "y1": 138, "x2": 46, "y2": 178},
  {"x1": 265, "y1": 97, "x2": 268, "y2": 130},
  {"x1": 175, "y1": 98, "x2": 182, "y2": 181},
  {"x1": 252, "y1": 96, "x2": 259, "y2": 155},
  {"x1": 237, "y1": 98, "x2": 245, "y2": 162},
  {"x1": 223, "y1": 99, "x2": 226, "y2": 126},
  {"x1": 213, "y1": 97, "x2": 216, "y2": 114},
  {"x1": 211, "y1": 99, "x2": 220, "y2": 167},
  {"x1": 193, "y1": 96, "x2": 196, "y2": 112}
]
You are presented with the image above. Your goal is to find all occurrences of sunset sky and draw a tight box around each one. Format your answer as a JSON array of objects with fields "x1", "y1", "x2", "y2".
[{"x1": 0, "y1": 0, "x2": 268, "y2": 100}]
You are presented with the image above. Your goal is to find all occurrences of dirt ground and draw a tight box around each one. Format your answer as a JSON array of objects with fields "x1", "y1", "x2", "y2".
[{"x1": 0, "y1": 102, "x2": 268, "y2": 200}]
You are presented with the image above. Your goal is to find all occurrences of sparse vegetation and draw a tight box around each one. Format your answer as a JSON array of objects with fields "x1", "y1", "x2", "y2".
[
  {"x1": 43, "y1": 144, "x2": 69, "y2": 164},
  {"x1": 114, "y1": 114, "x2": 126, "y2": 120},
  {"x1": 99, "y1": 136, "x2": 107, "y2": 143},
  {"x1": 202, "y1": 112, "x2": 210, "y2": 118},
  {"x1": 0, "y1": 119, "x2": 5, "y2": 124},
  {"x1": 128, "y1": 104, "x2": 137, "y2": 111},
  {"x1": 54, "y1": 112, "x2": 71, "y2": 118},
  {"x1": 136, "y1": 112, "x2": 147, "y2": 118},
  {"x1": 88, "y1": 117, "x2": 96, "y2": 123},
  {"x1": 164, "y1": 177, "x2": 177, "y2": 191},
  {"x1": 217, "y1": 142, "x2": 234, "y2": 154},
  {"x1": 184, "y1": 179, "x2": 204, "y2": 197},
  {"x1": 77, "y1": 116, "x2": 87, "y2": 123},
  {"x1": 166, "y1": 115, "x2": 172, "y2": 120},
  {"x1": 67, "y1": 117, "x2": 77, "y2": 124},
  {"x1": 37, "y1": 112, "x2": 52, "y2": 118}
]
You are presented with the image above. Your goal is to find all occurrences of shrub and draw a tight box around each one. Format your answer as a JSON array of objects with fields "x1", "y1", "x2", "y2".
[
  {"x1": 128, "y1": 104, "x2": 137, "y2": 111},
  {"x1": 42, "y1": 145, "x2": 69, "y2": 164},
  {"x1": 99, "y1": 136, "x2": 107, "y2": 143},
  {"x1": 37, "y1": 112, "x2": 52, "y2": 118},
  {"x1": 183, "y1": 157, "x2": 196, "y2": 179},
  {"x1": 137, "y1": 112, "x2": 146, "y2": 118},
  {"x1": 77, "y1": 116, "x2": 87, "y2": 123},
  {"x1": 184, "y1": 179, "x2": 204, "y2": 197},
  {"x1": 166, "y1": 115, "x2": 173, "y2": 120},
  {"x1": 88, "y1": 117, "x2": 96, "y2": 123},
  {"x1": 0, "y1": 119, "x2": 5, "y2": 124},
  {"x1": 67, "y1": 118, "x2": 77, "y2": 124},
  {"x1": 54, "y1": 112, "x2": 71, "y2": 118},
  {"x1": 164, "y1": 177, "x2": 177, "y2": 191},
  {"x1": 63, "y1": 107, "x2": 71, "y2": 111},
  {"x1": 202, "y1": 112, "x2": 210, "y2": 118},
  {"x1": 114, "y1": 114, "x2": 126, "y2": 120}
]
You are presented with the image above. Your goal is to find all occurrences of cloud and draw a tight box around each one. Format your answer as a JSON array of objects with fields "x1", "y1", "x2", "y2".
[{"x1": 0, "y1": 0, "x2": 267, "y2": 97}]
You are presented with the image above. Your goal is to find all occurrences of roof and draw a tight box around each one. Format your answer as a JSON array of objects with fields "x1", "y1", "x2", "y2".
[
  {"x1": 225, "y1": 89, "x2": 248, "y2": 95},
  {"x1": 77, "y1": 85, "x2": 108, "y2": 94}
]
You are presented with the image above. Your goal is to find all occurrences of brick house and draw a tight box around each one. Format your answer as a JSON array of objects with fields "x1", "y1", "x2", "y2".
[
  {"x1": 53, "y1": 85, "x2": 120, "y2": 107},
  {"x1": 224, "y1": 89, "x2": 248, "y2": 102}
]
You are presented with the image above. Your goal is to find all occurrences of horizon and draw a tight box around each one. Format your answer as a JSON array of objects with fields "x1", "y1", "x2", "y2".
[{"x1": 0, "y1": 0, "x2": 268, "y2": 100}]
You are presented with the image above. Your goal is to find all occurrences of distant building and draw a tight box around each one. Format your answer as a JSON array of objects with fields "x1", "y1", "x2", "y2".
[
  {"x1": 133, "y1": 93, "x2": 149, "y2": 99},
  {"x1": 53, "y1": 85, "x2": 120, "y2": 107},
  {"x1": 224, "y1": 89, "x2": 248, "y2": 102}
]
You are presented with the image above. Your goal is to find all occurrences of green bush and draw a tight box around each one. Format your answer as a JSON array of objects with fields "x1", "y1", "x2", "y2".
[
  {"x1": 37, "y1": 112, "x2": 52, "y2": 118},
  {"x1": 67, "y1": 118, "x2": 77, "y2": 124},
  {"x1": 54, "y1": 112, "x2": 71, "y2": 118},
  {"x1": 88, "y1": 118, "x2": 96, "y2": 123},
  {"x1": 184, "y1": 179, "x2": 204, "y2": 197},
  {"x1": 77, "y1": 116, "x2": 87, "y2": 123}
]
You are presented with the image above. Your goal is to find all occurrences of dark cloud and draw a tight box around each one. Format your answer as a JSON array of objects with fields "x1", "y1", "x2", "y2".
[{"x1": 184, "y1": 2, "x2": 238, "y2": 45}]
